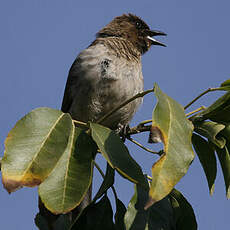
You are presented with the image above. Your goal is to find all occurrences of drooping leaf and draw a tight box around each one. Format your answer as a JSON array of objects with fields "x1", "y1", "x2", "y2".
[
  {"x1": 90, "y1": 122, "x2": 147, "y2": 189},
  {"x1": 124, "y1": 178, "x2": 175, "y2": 230},
  {"x1": 147, "y1": 84, "x2": 194, "y2": 207},
  {"x1": 93, "y1": 163, "x2": 115, "y2": 202},
  {"x1": 39, "y1": 127, "x2": 96, "y2": 214},
  {"x1": 192, "y1": 91, "x2": 230, "y2": 123},
  {"x1": 169, "y1": 189, "x2": 197, "y2": 230},
  {"x1": 34, "y1": 213, "x2": 50, "y2": 230},
  {"x1": 71, "y1": 195, "x2": 115, "y2": 230},
  {"x1": 2, "y1": 107, "x2": 72, "y2": 193},
  {"x1": 194, "y1": 121, "x2": 226, "y2": 148},
  {"x1": 114, "y1": 199, "x2": 127, "y2": 230},
  {"x1": 215, "y1": 145, "x2": 230, "y2": 198},
  {"x1": 192, "y1": 134, "x2": 217, "y2": 195}
]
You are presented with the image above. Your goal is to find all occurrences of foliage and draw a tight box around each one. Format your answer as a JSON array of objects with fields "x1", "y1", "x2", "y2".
[{"x1": 1, "y1": 80, "x2": 230, "y2": 229}]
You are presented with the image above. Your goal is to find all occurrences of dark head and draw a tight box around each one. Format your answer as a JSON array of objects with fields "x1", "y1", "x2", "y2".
[{"x1": 97, "y1": 13, "x2": 166, "y2": 54}]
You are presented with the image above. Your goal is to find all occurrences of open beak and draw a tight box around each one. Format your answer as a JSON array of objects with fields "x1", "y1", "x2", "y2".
[{"x1": 147, "y1": 30, "x2": 167, "y2": 47}]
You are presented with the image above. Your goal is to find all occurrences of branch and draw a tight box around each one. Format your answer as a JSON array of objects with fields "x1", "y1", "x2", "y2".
[
  {"x1": 73, "y1": 119, "x2": 88, "y2": 128},
  {"x1": 184, "y1": 87, "x2": 225, "y2": 110},
  {"x1": 127, "y1": 137, "x2": 158, "y2": 155},
  {"x1": 186, "y1": 106, "x2": 206, "y2": 117},
  {"x1": 97, "y1": 88, "x2": 154, "y2": 124},
  {"x1": 128, "y1": 125, "x2": 152, "y2": 135}
]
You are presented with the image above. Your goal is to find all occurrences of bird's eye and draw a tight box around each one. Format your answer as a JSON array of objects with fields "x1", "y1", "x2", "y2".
[{"x1": 135, "y1": 21, "x2": 142, "y2": 29}]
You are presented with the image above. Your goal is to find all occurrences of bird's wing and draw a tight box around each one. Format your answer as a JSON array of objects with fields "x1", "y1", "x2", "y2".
[
  {"x1": 61, "y1": 58, "x2": 79, "y2": 113},
  {"x1": 61, "y1": 43, "x2": 109, "y2": 113}
]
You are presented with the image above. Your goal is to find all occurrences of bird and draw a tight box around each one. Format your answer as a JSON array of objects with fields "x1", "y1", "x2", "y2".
[{"x1": 61, "y1": 13, "x2": 166, "y2": 219}]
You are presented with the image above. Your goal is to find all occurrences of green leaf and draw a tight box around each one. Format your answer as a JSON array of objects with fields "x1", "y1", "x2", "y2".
[
  {"x1": 169, "y1": 189, "x2": 197, "y2": 230},
  {"x1": 194, "y1": 121, "x2": 226, "y2": 148},
  {"x1": 215, "y1": 145, "x2": 230, "y2": 198},
  {"x1": 2, "y1": 107, "x2": 72, "y2": 193},
  {"x1": 124, "y1": 178, "x2": 175, "y2": 230},
  {"x1": 193, "y1": 91, "x2": 230, "y2": 123},
  {"x1": 147, "y1": 84, "x2": 194, "y2": 207},
  {"x1": 114, "y1": 199, "x2": 126, "y2": 230},
  {"x1": 34, "y1": 213, "x2": 49, "y2": 230},
  {"x1": 220, "y1": 123, "x2": 230, "y2": 140},
  {"x1": 93, "y1": 163, "x2": 115, "y2": 202},
  {"x1": 221, "y1": 79, "x2": 230, "y2": 88},
  {"x1": 192, "y1": 134, "x2": 217, "y2": 195},
  {"x1": 71, "y1": 195, "x2": 115, "y2": 230},
  {"x1": 39, "y1": 128, "x2": 96, "y2": 214},
  {"x1": 90, "y1": 122, "x2": 147, "y2": 188}
]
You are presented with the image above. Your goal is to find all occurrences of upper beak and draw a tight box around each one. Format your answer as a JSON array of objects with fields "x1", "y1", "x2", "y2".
[{"x1": 147, "y1": 30, "x2": 167, "y2": 47}]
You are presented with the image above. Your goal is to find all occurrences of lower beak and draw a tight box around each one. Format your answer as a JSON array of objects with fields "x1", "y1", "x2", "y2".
[{"x1": 147, "y1": 30, "x2": 167, "y2": 47}]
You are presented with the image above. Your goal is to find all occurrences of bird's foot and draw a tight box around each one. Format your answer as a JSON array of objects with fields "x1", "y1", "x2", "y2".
[{"x1": 115, "y1": 124, "x2": 130, "y2": 142}]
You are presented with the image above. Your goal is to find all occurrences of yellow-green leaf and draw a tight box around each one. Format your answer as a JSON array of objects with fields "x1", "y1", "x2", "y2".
[
  {"x1": 39, "y1": 127, "x2": 96, "y2": 214},
  {"x1": 147, "y1": 84, "x2": 194, "y2": 207},
  {"x1": 2, "y1": 107, "x2": 72, "y2": 193},
  {"x1": 90, "y1": 123, "x2": 147, "y2": 188},
  {"x1": 221, "y1": 79, "x2": 230, "y2": 88}
]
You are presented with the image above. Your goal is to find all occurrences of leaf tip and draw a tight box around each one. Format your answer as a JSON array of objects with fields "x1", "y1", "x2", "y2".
[
  {"x1": 2, "y1": 174, "x2": 42, "y2": 193},
  {"x1": 226, "y1": 187, "x2": 230, "y2": 199},
  {"x1": 2, "y1": 177, "x2": 23, "y2": 193},
  {"x1": 209, "y1": 184, "x2": 215, "y2": 196}
]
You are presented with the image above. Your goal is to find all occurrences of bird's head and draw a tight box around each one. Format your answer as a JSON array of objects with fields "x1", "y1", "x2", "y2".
[{"x1": 96, "y1": 13, "x2": 166, "y2": 54}]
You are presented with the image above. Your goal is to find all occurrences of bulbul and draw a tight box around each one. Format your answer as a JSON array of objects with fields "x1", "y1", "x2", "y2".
[{"x1": 61, "y1": 13, "x2": 166, "y2": 217}]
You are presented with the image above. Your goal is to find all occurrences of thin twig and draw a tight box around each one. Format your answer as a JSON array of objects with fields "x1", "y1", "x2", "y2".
[
  {"x1": 73, "y1": 119, "x2": 88, "y2": 127},
  {"x1": 184, "y1": 87, "x2": 224, "y2": 110},
  {"x1": 127, "y1": 137, "x2": 158, "y2": 155},
  {"x1": 128, "y1": 125, "x2": 152, "y2": 135},
  {"x1": 137, "y1": 119, "x2": 152, "y2": 126},
  {"x1": 93, "y1": 161, "x2": 118, "y2": 200},
  {"x1": 97, "y1": 88, "x2": 154, "y2": 124},
  {"x1": 186, "y1": 106, "x2": 206, "y2": 117}
]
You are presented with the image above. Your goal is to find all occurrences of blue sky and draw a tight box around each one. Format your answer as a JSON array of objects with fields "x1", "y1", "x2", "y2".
[{"x1": 1, "y1": 0, "x2": 230, "y2": 229}]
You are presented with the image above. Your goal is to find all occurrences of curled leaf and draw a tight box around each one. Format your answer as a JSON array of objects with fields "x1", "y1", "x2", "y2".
[
  {"x1": 194, "y1": 121, "x2": 226, "y2": 148},
  {"x1": 147, "y1": 84, "x2": 194, "y2": 207},
  {"x1": 193, "y1": 91, "x2": 230, "y2": 123}
]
